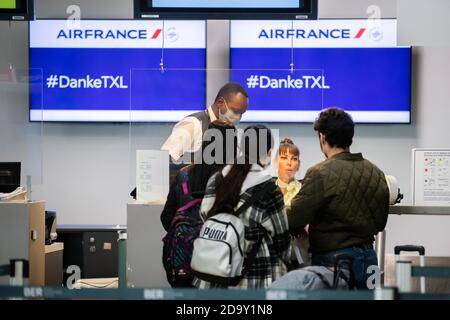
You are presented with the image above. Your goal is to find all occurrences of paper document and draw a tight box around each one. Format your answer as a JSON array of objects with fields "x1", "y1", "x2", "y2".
[
  {"x1": 136, "y1": 150, "x2": 169, "y2": 202},
  {"x1": 412, "y1": 148, "x2": 450, "y2": 206}
]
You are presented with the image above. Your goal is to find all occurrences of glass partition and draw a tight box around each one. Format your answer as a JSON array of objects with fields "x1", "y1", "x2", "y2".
[
  {"x1": 0, "y1": 60, "x2": 43, "y2": 199},
  {"x1": 127, "y1": 67, "x2": 325, "y2": 199}
]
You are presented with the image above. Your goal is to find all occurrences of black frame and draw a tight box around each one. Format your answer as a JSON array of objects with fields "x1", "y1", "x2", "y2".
[
  {"x1": 0, "y1": 0, "x2": 34, "y2": 21},
  {"x1": 134, "y1": 0, "x2": 318, "y2": 20}
]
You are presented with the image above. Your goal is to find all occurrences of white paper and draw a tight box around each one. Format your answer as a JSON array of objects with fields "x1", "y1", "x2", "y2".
[
  {"x1": 136, "y1": 150, "x2": 169, "y2": 202},
  {"x1": 412, "y1": 148, "x2": 450, "y2": 206}
]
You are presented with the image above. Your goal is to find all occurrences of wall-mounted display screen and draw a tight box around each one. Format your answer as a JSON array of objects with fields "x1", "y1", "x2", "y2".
[
  {"x1": 230, "y1": 19, "x2": 411, "y2": 123},
  {"x1": 152, "y1": 0, "x2": 300, "y2": 8},
  {"x1": 134, "y1": 0, "x2": 317, "y2": 19},
  {"x1": 29, "y1": 20, "x2": 206, "y2": 122}
]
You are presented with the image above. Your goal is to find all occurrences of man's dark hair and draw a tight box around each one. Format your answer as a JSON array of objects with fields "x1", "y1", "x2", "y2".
[
  {"x1": 313, "y1": 107, "x2": 354, "y2": 149},
  {"x1": 214, "y1": 82, "x2": 248, "y2": 103}
]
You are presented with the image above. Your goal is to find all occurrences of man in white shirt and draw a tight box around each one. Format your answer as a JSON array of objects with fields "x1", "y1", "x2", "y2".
[{"x1": 161, "y1": 82, "x2": 249, "y2": 162}]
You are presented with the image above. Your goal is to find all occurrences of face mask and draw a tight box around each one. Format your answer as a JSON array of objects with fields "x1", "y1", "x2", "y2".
[
  {"x1": 319, "y1": 133, "x2": 328, "y2": 159},
  {"x1": 219, "y1": 99, "x2": 242, "y2": 125}
]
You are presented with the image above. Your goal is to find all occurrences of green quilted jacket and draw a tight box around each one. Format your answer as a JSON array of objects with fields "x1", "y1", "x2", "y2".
[{"x1": 289, "y1": 152, "x2": 389, "y2": 254}]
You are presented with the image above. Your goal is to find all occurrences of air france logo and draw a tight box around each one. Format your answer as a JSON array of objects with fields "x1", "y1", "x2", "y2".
[
  {"x1": 165, "y1": 27, "x2": 179, "y2": 42},
  {"x1": 369, "y1": 27, "x2": 383, "y2": 41},
  {"x1": 246, "y1": 74, "x2": 330, "y2": 90},
  {"x1": 56, "y1": 28, "x2": 162, "y2": 40},
  {"x1": 258, "y1": 28, "x2": 367, "y2": 40}
]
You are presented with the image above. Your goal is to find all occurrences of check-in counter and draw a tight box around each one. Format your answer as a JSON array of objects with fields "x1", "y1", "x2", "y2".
[{"x1": 127, "y1": 200, "x2": 170, "y2": 288}]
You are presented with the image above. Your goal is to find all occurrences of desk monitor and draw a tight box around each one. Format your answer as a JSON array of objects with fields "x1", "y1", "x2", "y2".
[
  {"x1": 0, "y1": 162, "x2": 20, "y2": 193},
  {"x1": 0, "y1": 0, "x2": 34, "y2": 20}
]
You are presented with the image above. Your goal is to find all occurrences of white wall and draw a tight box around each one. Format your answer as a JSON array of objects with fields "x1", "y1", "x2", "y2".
[{"x1": 1, "y1": 0, "x2": 449, "y2": 255}]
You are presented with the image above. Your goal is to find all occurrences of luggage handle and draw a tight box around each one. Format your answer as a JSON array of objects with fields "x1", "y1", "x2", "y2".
[
  {"x1": 394, "y1": 245, "x2": 426, "y2": 293},
  {"x1": 394, "y1": 245, "x2": 425, "y2": 256}
]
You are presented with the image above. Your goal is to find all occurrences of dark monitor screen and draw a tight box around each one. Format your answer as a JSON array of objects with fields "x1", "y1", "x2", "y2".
[
  {"x1": 0, "y1": 0, "x2": 33, "y2": 20},
  {"x1": 0, "y1": 162, "x2": 21, "y2": 193},
  {"x1": 134, "y1": 0, "x2": 318, "y2": 19}
]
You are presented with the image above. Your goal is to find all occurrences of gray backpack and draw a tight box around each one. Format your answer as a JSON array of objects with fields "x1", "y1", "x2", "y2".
[{"x1": 271, "y1": 254, "x2": 355, "y2": 290}]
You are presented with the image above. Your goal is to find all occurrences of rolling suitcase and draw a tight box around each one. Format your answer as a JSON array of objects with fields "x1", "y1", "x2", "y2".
[{"x1": 394, "y1": 245, "x2": 426, "y2": 293}]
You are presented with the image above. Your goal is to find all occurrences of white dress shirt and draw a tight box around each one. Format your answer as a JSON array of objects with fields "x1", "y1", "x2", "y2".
[{"x1": 161, "y1": 106, "x2": 217, "y2": 161}]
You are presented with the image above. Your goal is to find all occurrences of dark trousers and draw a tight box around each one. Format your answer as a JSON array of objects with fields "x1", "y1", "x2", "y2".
[{"x1": 311, "y1": 244, "x2": 378, "y2": 289}]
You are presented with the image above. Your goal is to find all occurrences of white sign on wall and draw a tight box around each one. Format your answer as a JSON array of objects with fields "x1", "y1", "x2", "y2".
[
  {"x1": 412, "y1": 148, "x2": 450, "y2": 206},
  {"x1": 136, "y1": 150, "x2": 169, "y2": 203}
]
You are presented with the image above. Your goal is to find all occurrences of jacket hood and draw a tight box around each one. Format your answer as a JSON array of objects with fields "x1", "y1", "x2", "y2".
[{"x1": 222, "y1": 164, "x2": 272, "y2": 195}]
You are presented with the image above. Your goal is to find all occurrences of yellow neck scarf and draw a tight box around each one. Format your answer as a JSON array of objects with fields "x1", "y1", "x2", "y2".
[{"x1": 276, "y1": 178, "x2": 301, "y2": 207}]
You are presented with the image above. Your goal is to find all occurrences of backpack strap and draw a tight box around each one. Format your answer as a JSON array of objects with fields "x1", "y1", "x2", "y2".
[
  {"x1": 304, "y1": 268, "x2": 333, "y2": 289},
  {"x1": 176, "y1": 198, "x2": 202, "y2": 212},
  {"x1": 176, "y1": 168, "x2": 202, "y2": 212},
  {"x1": 179, "y1": 170, "x2": 190, "y2": 196},
  {"x1": 333, "y1": 253, "x2": 356, "y2": 289}
]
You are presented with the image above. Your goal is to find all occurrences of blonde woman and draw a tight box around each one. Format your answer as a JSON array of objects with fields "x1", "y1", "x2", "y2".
[
  {"x1": 275, "y1": 138, "x2": 310, "y2": 267},
  {"x1": 276, "y1": 138, "x2": 302, "y2": 206}
]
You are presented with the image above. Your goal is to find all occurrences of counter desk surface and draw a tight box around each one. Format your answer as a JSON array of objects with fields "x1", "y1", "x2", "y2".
[{"x1": 389, "y1": 205, "x2": 450, "y2": 215}]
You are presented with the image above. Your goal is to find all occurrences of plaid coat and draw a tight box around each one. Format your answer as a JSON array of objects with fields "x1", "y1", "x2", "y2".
[{"x1": 193, "y1": 164, "x2": 291, "y2": 289}]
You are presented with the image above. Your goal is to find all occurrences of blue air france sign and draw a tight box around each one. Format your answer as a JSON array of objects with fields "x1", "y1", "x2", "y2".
[
  {"x1": 230, "y1": 19, "x2": 411, "y2": 124},
  {"x1": 29, "y1": 20, "x2": 206, "y2": 122}
]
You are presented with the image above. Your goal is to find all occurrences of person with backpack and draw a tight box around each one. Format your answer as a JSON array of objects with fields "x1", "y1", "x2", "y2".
[
  {"x1": 161, "y1": 120, "x2": 237, "y2": 287},
  {"x1": 191, "y1": 125, "x2": 291, "y2": 289}
]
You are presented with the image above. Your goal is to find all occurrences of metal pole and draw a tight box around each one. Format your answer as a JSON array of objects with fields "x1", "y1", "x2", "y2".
[
  {"x1": 396, "y1": 261, "x2": 412, "y2": 293},
  {"x1": 26, "y1": 175, "x2": 32, "y2": 201},
  {"x1": 118, "y1": 230, "x2": 127, "y2": 288},
  {"x1": 419, "y1": 255, "x2": 426, "y2": 294},
  {"x1": 10, "y1": 260, "x2": 23, "y2": 286},
  {"x1": 375, "y1": 230, "x2": 386, "y2": 285}
]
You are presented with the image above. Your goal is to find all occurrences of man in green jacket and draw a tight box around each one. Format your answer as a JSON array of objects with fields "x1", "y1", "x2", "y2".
[{"x1": 289, "y1": 107, "x2": 389, "y2": 289}]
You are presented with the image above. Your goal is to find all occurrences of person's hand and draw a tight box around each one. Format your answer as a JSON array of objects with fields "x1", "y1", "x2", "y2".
[
  {"x1": 304, "y1": 225, "x2": 309, "y2": 236},
  {"x1": 290, "y1": 228, "x2": 307, "y2": 240}
]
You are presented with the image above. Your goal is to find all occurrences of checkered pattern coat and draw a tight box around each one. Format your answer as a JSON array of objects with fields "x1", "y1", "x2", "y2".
[{"x1": 193, "y1": 165, "x2": 291, "y2": 289}]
